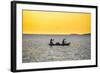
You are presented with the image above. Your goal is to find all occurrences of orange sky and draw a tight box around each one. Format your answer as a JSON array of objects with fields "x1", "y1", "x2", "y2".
[{"x1": 22, "y1": 10, "x2": 91, "y2": 34}]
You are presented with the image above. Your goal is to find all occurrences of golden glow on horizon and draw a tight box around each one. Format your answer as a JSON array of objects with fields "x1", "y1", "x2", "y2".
[{"x1": 23, "y1": 10, "x2": 91, "y2": 34}]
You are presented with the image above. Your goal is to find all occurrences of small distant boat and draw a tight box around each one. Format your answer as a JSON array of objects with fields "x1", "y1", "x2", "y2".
[
  {"x1": 49, "y1": 42, "x2": 70, "y2": 46},
  {"x1": 48, "y1": 38, "x2": 70, "y2": 47}
]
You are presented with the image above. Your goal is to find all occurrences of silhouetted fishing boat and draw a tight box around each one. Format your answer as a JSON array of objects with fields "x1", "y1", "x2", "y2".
[
  {"x1": 49, "y1": 38, "x2": 70, "y2": 47},
  {"x1": 49, "y1": 42, "x2": 70, "y2": 46}
]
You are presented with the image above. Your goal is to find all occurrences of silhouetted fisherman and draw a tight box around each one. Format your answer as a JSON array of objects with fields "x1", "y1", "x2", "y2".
[
  {"x1": 50, "y1": 38, "x2": 54, "y2": 45},
  {"x1": 62, "y1": 39, "x2": 66, "y2": 45}
]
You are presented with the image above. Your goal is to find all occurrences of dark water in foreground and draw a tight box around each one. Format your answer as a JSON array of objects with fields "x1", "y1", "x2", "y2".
[{"x1": 22, "y1": 34, "x2": 91, "y2": 63}]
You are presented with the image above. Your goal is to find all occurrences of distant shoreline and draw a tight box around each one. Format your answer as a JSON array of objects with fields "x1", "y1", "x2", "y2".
[{"x1": 22, "y1": 33, "x2": 91, "y2": 36}]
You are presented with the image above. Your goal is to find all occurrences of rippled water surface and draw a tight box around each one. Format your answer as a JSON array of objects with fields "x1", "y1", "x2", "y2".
[{"x1": 22, "y1": 34, "x2": 91, "y2": 63}]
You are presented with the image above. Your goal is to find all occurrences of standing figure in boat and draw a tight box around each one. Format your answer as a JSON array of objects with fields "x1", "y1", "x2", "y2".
[{"x1": 49, "y1": 38, "x2": 54, "y2": 46}]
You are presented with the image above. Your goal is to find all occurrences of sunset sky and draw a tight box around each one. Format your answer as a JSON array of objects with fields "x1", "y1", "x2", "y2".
[{"x1": 22, "y1": 10, "x2": 91, "y2": 34}]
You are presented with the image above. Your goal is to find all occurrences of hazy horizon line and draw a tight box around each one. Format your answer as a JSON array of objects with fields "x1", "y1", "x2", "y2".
[{"x1": 22, "y1": 33, "x2": 91, "y2": 35}]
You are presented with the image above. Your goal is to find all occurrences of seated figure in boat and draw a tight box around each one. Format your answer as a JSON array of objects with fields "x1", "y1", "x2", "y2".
[
  {"x1": 62, "y1": 38, "x2": 70, "y2": 46},
  {"x1": 62, "y1": 38, "x2": 66, "y2": 45}
]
